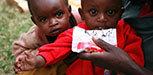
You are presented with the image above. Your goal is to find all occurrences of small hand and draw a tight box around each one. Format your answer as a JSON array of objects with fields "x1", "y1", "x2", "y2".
[
  {"x1": 19, "y1": 51, "x2": 37, "y2": 71},
  {"x1": 14, "y1": 55, "x2": 26, "y2": 74}
]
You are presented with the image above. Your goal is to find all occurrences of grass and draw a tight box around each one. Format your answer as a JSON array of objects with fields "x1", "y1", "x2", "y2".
[{"x1": 0, "y1": 0, "x2": 33, "y2": 74}]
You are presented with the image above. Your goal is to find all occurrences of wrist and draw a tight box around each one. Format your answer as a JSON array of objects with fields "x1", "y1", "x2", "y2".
[
  {"x1": 128, "y1": 63, "x2": 153, "y2": 75},
  {"x1": 35, "y1": 55, "x2": 46, "y2": 68},
  {"x1": 122, "y1": 60, "x2": 144, "y2": 75}
]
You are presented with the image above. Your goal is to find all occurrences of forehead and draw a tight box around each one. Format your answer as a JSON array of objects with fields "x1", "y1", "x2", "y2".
[
  {"x1": 82, "y1": 0, "x2": 122, "y2": 8},
  {"x1": 30, "y1": 0, "x2": 67, "y2": 15}
]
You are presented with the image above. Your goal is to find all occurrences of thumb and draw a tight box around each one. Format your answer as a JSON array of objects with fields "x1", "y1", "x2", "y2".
[
  {"x1": 79, "y1": 52, "x2": 107, "y2": 62},
  {"x1": 92, "y1": 36, "x2": 114, "y2": 52},
  {"x1": 24, "y1": 51, "x2": 32, "y2": 58}
]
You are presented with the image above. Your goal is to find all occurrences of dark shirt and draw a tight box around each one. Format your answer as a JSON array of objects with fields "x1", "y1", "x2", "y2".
[{"x1": 123, "y1": 0, "x2": 153, "y2": 72}]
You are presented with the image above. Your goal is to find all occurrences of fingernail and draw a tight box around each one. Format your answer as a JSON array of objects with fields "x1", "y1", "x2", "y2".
[
  {"x1": 17, "y1": 64, "x2": 21, "y2": 67},
  {"x1": 93, "y1": 36, "x2": 98, "y2": 40}
]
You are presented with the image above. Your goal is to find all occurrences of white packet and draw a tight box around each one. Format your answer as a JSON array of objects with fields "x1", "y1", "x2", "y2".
[{"x1": 72, "y1": 27, "x2": 117, "y2": 53}]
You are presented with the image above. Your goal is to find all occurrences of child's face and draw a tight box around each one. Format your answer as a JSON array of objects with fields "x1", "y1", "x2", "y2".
[
  {"x1": 79, "y1": 0, "x2": 123, "y2": 30},
  {"x1": 30, "y1": 0, "x2": 70, "y2": 36}
]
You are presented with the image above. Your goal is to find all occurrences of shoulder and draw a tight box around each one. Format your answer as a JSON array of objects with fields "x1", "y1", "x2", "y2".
[
  {"x1": 117, "y1": 19, "x2": 142, "y2": 49},
  {"x1": 18, "y1": 25, "x2": 44, "y2": 48},
  {"x1": 117, "y1": 19, "x2": 137, "y2": 34}
]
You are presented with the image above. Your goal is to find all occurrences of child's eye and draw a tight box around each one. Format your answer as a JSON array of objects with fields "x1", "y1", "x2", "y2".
[
  {"x1": 89, "y1": 9, "x2": 98, "y2": 15},
  {"x1": 106, "y1": 10, "x2": 116, "y2": 16},
  {"x1": 39, "y1": 17, "x2": 47, "y2": 22},
  {"x1": 56, "y1": 11, "x2": 64, "y2": 17}
]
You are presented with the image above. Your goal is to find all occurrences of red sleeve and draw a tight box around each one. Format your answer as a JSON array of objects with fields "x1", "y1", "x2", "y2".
[
  {"x1": 37, "y1": 28, "x2": 73, "y2": 67},
  {"x1": 117, "y1": 19, "x2": 144, "y2": 67}
]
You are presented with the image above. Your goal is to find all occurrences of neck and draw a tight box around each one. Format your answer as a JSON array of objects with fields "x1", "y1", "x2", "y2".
[{"x1": 46, "y1": 36, "x2": 57, "y2": 43}]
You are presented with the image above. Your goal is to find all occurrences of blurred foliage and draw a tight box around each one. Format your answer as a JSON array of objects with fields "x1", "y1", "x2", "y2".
[{"x1": 0, "y1": 0, "x2": 33, "y2": 74}]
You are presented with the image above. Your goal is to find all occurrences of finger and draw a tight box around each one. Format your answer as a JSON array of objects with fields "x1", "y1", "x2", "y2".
[
  {"x1": 14, "y1": 62, "x2": 20, "y2": 69},
  {"x1": 14, "y1": 61, "x2": 18, "y2": 67},
  {"x1": 20, "y1": 59, "x2": 26, "y2": 71},
  {"x1": 24, "y1": 51, "x2": 32, "y2": 58},
  {"x1": 13, "y1": 67, "x2": 20, "y2": 74},
  {"x1": 13, "y1": 67, "x2": 18, "y2": 74},
  {"x1": 92, "y1": 36, "x2": 114, "y2": 52},
  {"x1": 79, "y1": 52, "x2": 105, "y2": 60},
  {"x1": 15, "y1": 60, "x2": 22, "y2": 68},
  {"x1": 25, "y1": 55, "x2": 32, "y2": 63},
  {"x1": 28, "y1": 49, "x2": 33, "y2": 53},
  {"x1": 79, "y1": 53, "x2": 92, "y2": 60},
  {"x1": 15, "y1": 56, "x2": 22, "y2": 63},
  {"x1": 17, "y1": 63, "x2": 21, "y2": 68}
]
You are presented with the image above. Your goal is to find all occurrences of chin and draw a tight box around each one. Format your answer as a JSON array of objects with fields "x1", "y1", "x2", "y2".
[{"x1": 49, "y1": 33, "x2": 59, "y2": 37}]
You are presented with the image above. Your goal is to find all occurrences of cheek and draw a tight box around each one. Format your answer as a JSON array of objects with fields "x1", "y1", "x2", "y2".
[
  {"x1": 85, "y1": 17, "x2": 97, "y2": 27},
  {"x1": 109, "y1": 19, "x2": 119, "y2": 27},
  {"x1": 59, "y1": 16, "x2": 70, "y2": 27},
  {"x1": 38, "y1": 24, "x2": 49, "y2": 33},
  {"x1": 35, "y1": 20, "x2": 51, "y2": 34},
  {"x1": 85, "y1": 20, "x2": 95, "y2": 29}
]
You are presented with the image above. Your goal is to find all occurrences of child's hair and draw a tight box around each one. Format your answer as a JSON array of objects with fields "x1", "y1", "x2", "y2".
[
  {"x1": 81, "y1": 0, "x2": 124, "y2": 8},
  {"x1": 27, "y1": 0, "x2": 69, "y2": 15}
]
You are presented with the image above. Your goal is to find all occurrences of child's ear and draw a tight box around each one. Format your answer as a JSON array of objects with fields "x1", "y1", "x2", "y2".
[
  {"x1": 31, "y1": 16, "x2": 37, "y2": 25},
  {"x1": 121, "y1": 7, "x2": 125, "y2": 15},
  {"x1": 68, "y1": 5, "x2": 72, "y2": 16},
  {"x1": 119, "y1": 7, "x2": 125, "y2": 20},
  {"x1": 78, "y1": 8, "x2": 84, "y2": 20}
]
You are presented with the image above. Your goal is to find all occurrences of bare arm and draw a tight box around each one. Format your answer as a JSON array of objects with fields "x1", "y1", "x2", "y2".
[{"x1": 79, "y1": 36, "x2": 153, "y2": 75}]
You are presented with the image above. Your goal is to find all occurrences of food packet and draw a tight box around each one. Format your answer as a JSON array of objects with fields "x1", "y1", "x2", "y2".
[{"x1": 72, "y1": 27, "x2": 117, "y2": 53}]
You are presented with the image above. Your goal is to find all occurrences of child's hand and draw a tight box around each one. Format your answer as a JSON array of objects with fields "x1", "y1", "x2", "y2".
[
  {"x1": 14, "y1": 55, "x2": 24, "y2": 74},
  {"x1": 14, "y1": 54, "x2": 27, "y2": 74},
  {"x1": 18, "y1": 51, "x2": 37, "y2": 71},
  {"x1": 14, "y1": 50, "x2": 46, "y2": 74}
]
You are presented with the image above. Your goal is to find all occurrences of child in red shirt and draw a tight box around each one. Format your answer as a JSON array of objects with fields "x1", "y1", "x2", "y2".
[{"x1": 15, "y1": 0, "x2": 144, "y2": 75}]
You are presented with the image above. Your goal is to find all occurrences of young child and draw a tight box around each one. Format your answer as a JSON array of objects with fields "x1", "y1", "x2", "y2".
[
  {"x1": 15, "y1": 0, "x2": 144, "y2": 75},
  {"x1": 13, "y1": 0, "x2": 81, "y2": 74}
]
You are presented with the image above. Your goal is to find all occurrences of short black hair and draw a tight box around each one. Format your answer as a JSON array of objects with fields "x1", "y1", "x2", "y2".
[
  {"x1": 81, "y1": 0, "x2": 123, "y2": 8},
  {"x1": 65, "y1": 0, "x2": 68, "y2": 6},
  {"x1": 27, "y1": 0, "x2": 69, "y2": 15},
  {"x1": 27, "y1": 0, "x2": 32, "y2": 15}
]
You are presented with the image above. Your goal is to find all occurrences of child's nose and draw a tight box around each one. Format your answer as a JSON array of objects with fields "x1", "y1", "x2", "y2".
[
  {"x1": 49, "y1": 18, "x2": 58, "y2": 26},
  {"x1": 97, "y1": 14, "x2": 107, "y2": 22}
]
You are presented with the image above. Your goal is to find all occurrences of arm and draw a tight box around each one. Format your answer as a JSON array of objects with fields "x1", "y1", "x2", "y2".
[
  {"x1": 15, "y1": 35, "x2": 73, "y2": 72},
  {"x1": 13, "y1": 26, "x2": 42, "y2": 73},
  {"x1": 14, "y1": 27, "x2": 73, "y2": 72},
  {"x1": 79, "y1": 36, "x2": 153, "y2": 75},
  {"x1": 37, "y1": 28, "x2": 73, "y2": 67}
]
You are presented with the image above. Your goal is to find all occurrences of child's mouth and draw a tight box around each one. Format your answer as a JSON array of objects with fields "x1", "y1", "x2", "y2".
[
  {"x1": 50, "y1": 28, "x2": 60, "y2": 35},
  {"x1": 95, "y1": 26, "x2": 108, "y2": 30}
]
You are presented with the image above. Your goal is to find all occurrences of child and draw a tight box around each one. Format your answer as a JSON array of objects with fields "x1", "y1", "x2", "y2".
[
  {"x1": 13, "y1": 0, "x2": 81, "y2": 74},
  {"x1": 15, "y1": 0, "x2": 144, "y2": 75}
]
